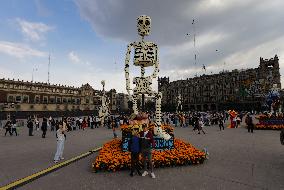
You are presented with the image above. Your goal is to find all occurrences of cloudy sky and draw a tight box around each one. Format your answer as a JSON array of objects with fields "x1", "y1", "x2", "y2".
[{"x1": 0, "y1": 0, "x2": 284, "y2": 92}]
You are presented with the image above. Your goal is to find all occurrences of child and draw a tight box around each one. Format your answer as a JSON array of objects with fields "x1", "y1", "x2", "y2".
[
  {"x1": 129, "y1": 129, "x2": 142, "y2": 176},
  {"x1": 111, "y1": 120, "x2": 118, "y2": 138}
]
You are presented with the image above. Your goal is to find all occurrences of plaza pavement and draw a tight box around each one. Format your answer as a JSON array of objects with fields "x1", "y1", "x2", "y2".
[{"x1": 0, "y1": 123, "x2": 283, "y2": 190}]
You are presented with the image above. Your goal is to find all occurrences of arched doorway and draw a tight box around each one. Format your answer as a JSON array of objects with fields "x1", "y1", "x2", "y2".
[
  {"x1": 197, "y1": 105, "x2": 202, "y2": 111},
  {"x1": 203, "y1": 104, "x2": 209, "y2": 111},
  {"x1": 211, "y1": 104, "x2": 217, "y2": 111}
]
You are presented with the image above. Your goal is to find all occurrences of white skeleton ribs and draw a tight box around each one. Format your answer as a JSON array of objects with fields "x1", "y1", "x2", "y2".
[{"x1": 124, "y1": 15, "x2": 169, "y2": 140}]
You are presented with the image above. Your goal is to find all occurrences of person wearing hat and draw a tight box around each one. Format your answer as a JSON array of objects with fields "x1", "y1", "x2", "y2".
[
  {"x1": 54, "y1": 122, "x2": 66, "y2": 163},
  {"x1": 139, "y1": 124, "x2": 155, "y2": 178},
  {"x1": 245, "y1": 113, "x2": 254, "y2": 133}
]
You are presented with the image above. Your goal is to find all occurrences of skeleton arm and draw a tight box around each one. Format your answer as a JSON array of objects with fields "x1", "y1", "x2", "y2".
[
  {"x1": 125, "y1": 43, "x2": 133, "y2": 95},
  {"x1": 151, "y1": 44, "x2": 159, "y2": 79}
]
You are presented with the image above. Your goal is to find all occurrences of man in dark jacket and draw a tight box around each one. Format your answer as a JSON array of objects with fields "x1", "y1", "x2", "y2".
[
  {"x1": 4, "y1": 120, "x2": 12, "y2": 136},
  {"x1": 41, "y1": 117, "x2": 48, "y2": 138},
  {"x1": 245, "y1": 113, "x2": 254, "y2": 133},
  {"x1": 27, "y1": 117, "x2": 34, "y2": 136},
  {"x1": 139, "y1": 124, "x2": 155, "y2": 179}
]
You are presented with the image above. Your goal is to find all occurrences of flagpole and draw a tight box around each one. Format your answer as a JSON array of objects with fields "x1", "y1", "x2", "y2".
[
  {"x1": 48, "y1": 53, "x2": 50, "y2": 84},
  {"x1": 192, "y1": 19, "x2": 198, "y2": 77}
]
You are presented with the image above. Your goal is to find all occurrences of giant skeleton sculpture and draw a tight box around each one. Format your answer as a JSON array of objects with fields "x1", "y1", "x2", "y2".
[
  {"x1": 98, "y1": 80, "x2": 110, "y2": 126},
  {"x1": 124, "y1": 15, "x2": 171, "y2": 140}
]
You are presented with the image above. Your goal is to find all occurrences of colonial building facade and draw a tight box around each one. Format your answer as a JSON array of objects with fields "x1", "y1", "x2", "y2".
[
  {"x1": 158, "y1": 55, "x2": 281, "y2": 111},
  {"x1": 0, "y1": 79, "x2": 118, "y2": 119}
]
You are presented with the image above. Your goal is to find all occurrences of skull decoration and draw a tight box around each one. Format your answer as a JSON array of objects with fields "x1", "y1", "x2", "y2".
[
  {"x1": 137, "y1": 15, "x2": 151, "y2": 37},
  {"x1": 101, "y1": 80, "x2": 105, "y2": 86}
]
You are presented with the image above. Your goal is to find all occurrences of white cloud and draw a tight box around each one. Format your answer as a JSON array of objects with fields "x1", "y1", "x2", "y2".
[
  {"x1": 16, "y1": 18, "x2": 54, "y2": 42},
  {"x1": 0, "y1": 41, "x2": 47, "y2": 58},
  {"x1": 68, "y1": 51, "x2": 81, "y2": 63},
  {"x1": 68, "y1": 51, "x2": 93, "y2": 67}
]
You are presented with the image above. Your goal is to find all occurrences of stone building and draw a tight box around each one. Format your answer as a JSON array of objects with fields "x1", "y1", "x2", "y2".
[
  {"x1": 116, "y1": 93, "x2": 130, "y2": 113},
  {"x1": 158, "y1": 55, "x2": 281, "y2": 111},
  {"x1": 0, "y1": 79, "x2": 117, "y2": 119}
]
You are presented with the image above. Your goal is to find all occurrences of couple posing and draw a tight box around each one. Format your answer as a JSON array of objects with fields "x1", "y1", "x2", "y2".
[{"x1": 129, "y1": 124, "x2": 155, "y2": 178}]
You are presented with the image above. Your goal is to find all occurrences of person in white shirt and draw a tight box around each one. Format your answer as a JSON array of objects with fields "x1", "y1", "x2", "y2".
[
  {"x1": 198, "y1": 118, "x2": 206, "y2": 134},
  {"x1": 54, "y1": 122, "x2": 66, "y2": 163}
]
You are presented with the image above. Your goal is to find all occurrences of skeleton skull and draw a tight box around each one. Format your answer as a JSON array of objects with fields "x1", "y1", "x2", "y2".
[{"x1": 137, "y1": 15, "x2": 151, "y2": 37}]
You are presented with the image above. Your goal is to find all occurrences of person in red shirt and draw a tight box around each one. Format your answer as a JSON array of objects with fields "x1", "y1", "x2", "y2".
[{"x1": 139, "y1": 124, "x2": 156, "y2": 178}]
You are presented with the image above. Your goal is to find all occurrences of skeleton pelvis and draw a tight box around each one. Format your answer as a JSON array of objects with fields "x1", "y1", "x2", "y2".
[{"x1": 134, "y1": 61, "x2": 155, "y2": 67}]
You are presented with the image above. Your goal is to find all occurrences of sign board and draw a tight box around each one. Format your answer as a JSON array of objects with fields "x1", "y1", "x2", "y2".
[{"x1": 122, "y1": 136, "x2": 174, "y2": 152}]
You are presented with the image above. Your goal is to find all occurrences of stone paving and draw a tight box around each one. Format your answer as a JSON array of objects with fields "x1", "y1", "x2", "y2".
[{"x1": 0, "y1": 123, "x2": 283, "y2": 190}]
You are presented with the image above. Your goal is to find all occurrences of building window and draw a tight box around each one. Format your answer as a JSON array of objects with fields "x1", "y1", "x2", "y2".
[
  {"x1": 67, "y1": 98, "x2": 71, "y2": 103},
  {"x1": 23, "y1": 95, "x2": 29, "y2": 103},
  {"x1": 8, "y1": 95, "x2": 14, "y2": 102},
  {"x1": 57, "y1": 97, "x2": 61, "y2": 104},
  {"x1": 43, "y1": 96, "x2": 48, "y2": 104},
  {"x1": 86, "y1": 98, "x2": 89, "y2": 104},
  {"x1": 76, "y1": 98, "x2": 80, "y2": 104},
  {"x1": 35, "y1": 96, "x2": 40, "y2": 103},
  {"x1": 72, "y1": 99, "x2": 76, "y2": 104},
  {"x1": 63, "y1": 98, "x2": 67, "y2": 104},
  {"x1": 50, "y1": 97, "x2": 55, "y2": 104}
]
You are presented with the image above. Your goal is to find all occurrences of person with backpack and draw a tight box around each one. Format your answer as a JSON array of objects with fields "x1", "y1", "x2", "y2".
[
  {"x1": 4, "y1": 120, "x2": 12, "y2": 136},
  {"x1": 129, "y1": 129, "x2": 142, "y2": 177},
  {"x1": 245, "y1": 113, "x2": 254, "y2": 133}
]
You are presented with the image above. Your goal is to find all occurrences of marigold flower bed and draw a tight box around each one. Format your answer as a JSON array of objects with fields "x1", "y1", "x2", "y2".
[
  {"x1": 255, "y1": 124, "x2": 284, "y2": 130},
  {"x1": 92, "y1": 138, "x2": 206, "y2": 172}
]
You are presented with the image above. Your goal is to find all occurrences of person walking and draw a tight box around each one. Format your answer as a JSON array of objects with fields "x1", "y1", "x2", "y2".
[
  {"x1": 54, "y1": 123, "x2": 66, "y2": 163},
  {"x1": 41, "y1": 117, "x2": 48, "y2": 138},
  {"x1": 218, "y1": 116, "x2": 225, "y2": 131},
  {"x1": 236, "y1": 115, "x2": 241, "y2": 128},
  {"x1": 35, "y1": 118, "x2": 40, "y2": 131},
  {"x1": 27, "y1": 118, "x2": 34, "y2": 136},
  {"x1": 245, "y1": 113, "x2": 254, "y2": 133},
  {"x1": 11, "y1": 122, "x2": 18, "y2": 136},
  {"x1": 50, "y1": 118, "x2": 55, "y2": 131},
  {"x1": 89, "y1": 116, "x2": 94, "y2": 129},
  {"x1": 129, "y1": 129, "x2": 142, "y2": 177},
  {"x1": 81, "y1": 117, "x2": 87, "y2": 130},
  {"x1": 140, "y1": 124, "x2": 156, "y2": 179},
  {"x1": 4, "y1": 120, "x2": 12, "y2": 136},
  {"x1": 198, "y1": 118, "x2": 206, "y2": 134}
]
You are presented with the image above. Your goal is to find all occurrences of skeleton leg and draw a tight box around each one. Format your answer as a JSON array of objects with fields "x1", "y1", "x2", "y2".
[
  {"x1": 125, "y1": 44, "x2": 132, "y2": 95},
  {"x1": 132, "y1": 95, "x2": 138, "y2": 115}
]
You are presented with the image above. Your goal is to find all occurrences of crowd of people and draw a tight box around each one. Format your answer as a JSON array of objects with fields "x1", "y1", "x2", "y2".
[
  {"x1": 1, "y1": 110, "x2": 256, "y2": 171},
  {"x1": 2, "y1": 110, "x2": 254, "y2": 138}
]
